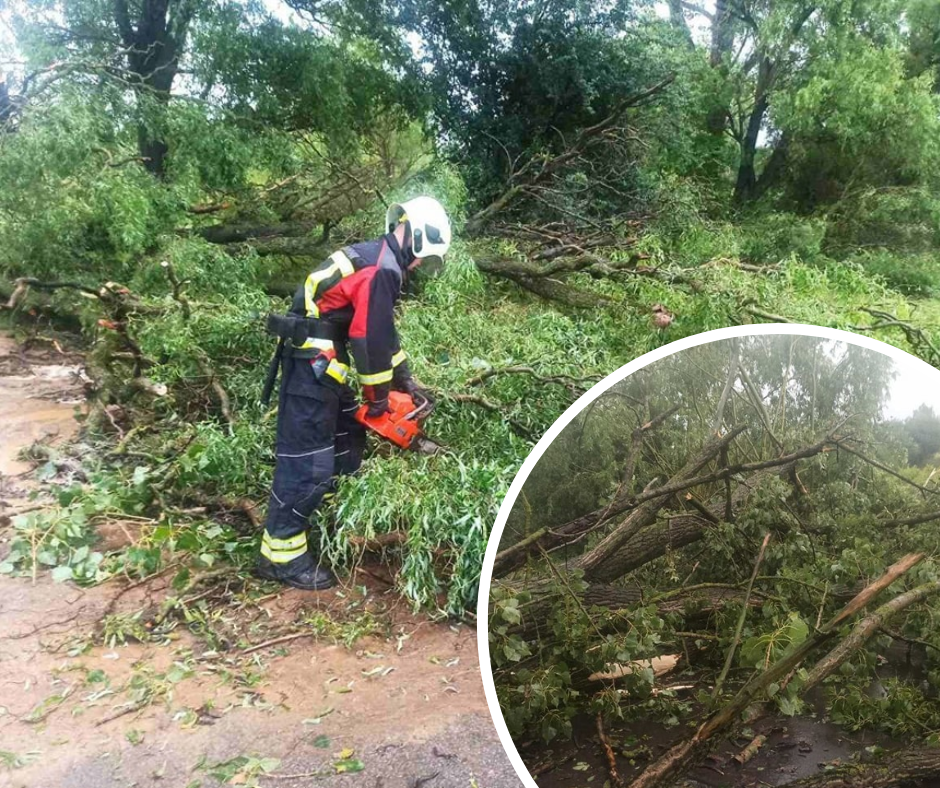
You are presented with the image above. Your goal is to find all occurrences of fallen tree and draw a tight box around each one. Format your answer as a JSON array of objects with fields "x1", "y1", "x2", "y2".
[
  {"x1": 492, "y1": 336, "x2": 940, "y2": 776},
  {"x1": 776, "y1": 749, "x2": 940, "y2": 788},
  {"x1": 629, "y1": 553, "x2": 927, "y2": 788},
  {"x1": 493, "y1": 424, "x2": 844, "y2": 578}
]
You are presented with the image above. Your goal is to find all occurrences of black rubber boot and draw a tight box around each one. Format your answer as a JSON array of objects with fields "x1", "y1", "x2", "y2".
[{"x1": 254, "y1": 554, "x2": 337, "y2": 591}]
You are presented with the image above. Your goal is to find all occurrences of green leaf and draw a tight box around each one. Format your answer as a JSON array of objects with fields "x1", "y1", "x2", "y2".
[{"x1": 334, "y1": 757, "x2": 365, "y2": 774}]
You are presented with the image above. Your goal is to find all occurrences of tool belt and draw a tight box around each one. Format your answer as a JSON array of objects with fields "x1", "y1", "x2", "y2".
[
  {"x1": 265, "y1": 313, "x2": 343, "y2": 349},
  {"x1": 261, "y1": 314, "x2": 346, "y2": 406}
]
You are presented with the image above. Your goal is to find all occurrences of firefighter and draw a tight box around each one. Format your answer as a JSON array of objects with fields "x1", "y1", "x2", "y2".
[{"x1": 257, "y1": 197, "x2": 452, "y2": 590}]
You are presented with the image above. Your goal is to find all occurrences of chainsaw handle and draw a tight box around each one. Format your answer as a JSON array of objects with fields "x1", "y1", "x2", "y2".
[{"x1": 408, "y1": 390, "x2": 434, "y2": 419}]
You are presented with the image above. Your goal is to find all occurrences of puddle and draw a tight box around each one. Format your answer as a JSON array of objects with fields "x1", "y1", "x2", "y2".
[{"x1": 0, "y1": 332, "x2": 85, "y2": 483}]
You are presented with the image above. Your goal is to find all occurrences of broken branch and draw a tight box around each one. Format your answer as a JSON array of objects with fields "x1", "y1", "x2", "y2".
[{"x1": 628, "y1": 553, "x2": 925, "y2": 788}]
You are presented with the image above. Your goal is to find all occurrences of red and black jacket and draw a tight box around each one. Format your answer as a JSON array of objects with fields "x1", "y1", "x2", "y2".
[{"x1": 289, "y1": 232, "x2": 412, "y2": 406}]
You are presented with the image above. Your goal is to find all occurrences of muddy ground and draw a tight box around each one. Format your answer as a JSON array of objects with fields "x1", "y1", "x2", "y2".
[{"x1": 0, "y1": 332, "x2": 520, "y2": 788}]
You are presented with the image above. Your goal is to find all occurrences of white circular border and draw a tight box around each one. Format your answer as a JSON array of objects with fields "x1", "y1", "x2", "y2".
[{"x1": 476, "y1": 322, "x2": 940, "y2": 787}]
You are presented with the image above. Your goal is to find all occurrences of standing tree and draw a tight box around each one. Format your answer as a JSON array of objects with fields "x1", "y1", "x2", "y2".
[
  {"x1": 903, "y1": 404, "x2": 940, "y2": 466},
  {"x1": 667, "y1": 0, "x2": 939, "y2": 206},
  {"x1": 113, "y1": 0, "x2": 199, "y2": 178}
]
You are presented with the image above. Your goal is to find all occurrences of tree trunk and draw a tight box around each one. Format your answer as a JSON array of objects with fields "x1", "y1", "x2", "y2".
[
  {"x1": 114, "y1": 0, "x2": 196, "y2": 179},
  {"x1": 750, "y1": 133, "x2": 790, "y2": 201},
  {"x1": 0, "y1": 79, "x2": 14, "y2": 129},
  {"x1": 733, "y1": 58, "x2": 774, "y2": 204},
  {"x1": 503, "y1": 581, "x2": 761, "y2": 646},
  {"x1": 710, "y1": 0, "x2": 735, "y2": 68},
  {"x1": 777, "y1": 749, "x2": 940, "y2": 788},
  {"x1": 138, "y1": 109, "x2": 171, "y2": 178},
  {"x1": 578, "y1": 427, "x2": 747, "y2": 582},
  {"x1": 473, "y1": 253, "x2": 613, "y2": 309},
  {"x1": 667, "y1": 0, "x2": 694, "y2": 48}
]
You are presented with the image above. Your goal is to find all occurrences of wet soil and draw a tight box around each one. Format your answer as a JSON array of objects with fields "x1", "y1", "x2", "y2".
[
  {"x1": 0, "y1": 333, "x2": 84, "y2": 487},
  {"x1": 0, "y1": 331, "x2": 518, "y2": 788}
]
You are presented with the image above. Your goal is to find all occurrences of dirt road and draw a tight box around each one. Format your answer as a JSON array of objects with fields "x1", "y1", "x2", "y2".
[{"x1": 0, "y1": 332, "x2": 520, "y2": 788}]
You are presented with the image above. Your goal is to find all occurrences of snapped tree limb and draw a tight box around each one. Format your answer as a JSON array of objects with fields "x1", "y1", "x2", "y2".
[
  {"x1": 775, "y1": 748, "x2": 940, "y2": 788},
  {"x1": 628, "y1": 553, "x2": 925, "y2": 788}
]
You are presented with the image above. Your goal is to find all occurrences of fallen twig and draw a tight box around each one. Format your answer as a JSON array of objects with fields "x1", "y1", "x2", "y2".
[
  {"x1": 241, "y1": 631, "x2": 315, "y2": 655},
  {"x1": 712, "y1": 532, "x2": 771, "y2": 701},
  {"x1": 530, "y1": 753, "x2": 576, "y2": 777},
  {"x1": 0, "y1": 502, "x2": 48, "y2": 525},
  {"x1": 263, "y1": 767, "x2": 329, "y2": 780},
  {"x1": 449, "y1": 393, "x2": 536, "y2": 440},
  {"x1": 733, "y1": 734, "x2": 766, "y2": 765},
  {"x1": 196, "y1": 357, "x2": 235, "y2": 426},
  {"x1": 743, "y1": 306, "x2": 795, "y2": 324},
  {"x1": 597, "y1": 712, "x2": 624, "y2": 787},
  {"x1": 349, "y1": 531, "x2": 407, "y2": 549},
  {"x1": 95, "y1": 700, "x2": 147, "y2": 727},
  {"x1": 161, "y1": 260, "x2": 191, "y2": 319},
  {"x1": 466, "y1": 364, "x2": 599, "y2": 396}
]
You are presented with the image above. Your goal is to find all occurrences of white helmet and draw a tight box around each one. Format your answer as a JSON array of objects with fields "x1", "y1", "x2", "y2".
[{"x1": 386, "y1": 196, "x2": 452, "y2": 259}]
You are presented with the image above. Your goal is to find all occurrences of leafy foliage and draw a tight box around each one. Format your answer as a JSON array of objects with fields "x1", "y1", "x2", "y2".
[{"x1": 3, "y1": 0, "x2": 940, "y2": 627}]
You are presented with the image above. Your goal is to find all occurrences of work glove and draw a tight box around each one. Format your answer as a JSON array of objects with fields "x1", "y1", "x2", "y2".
[
  {"x1": 392, "y1": 360, "x2": 434, "y2": 407},
  {"x1": 363, "y1": 382, "x2": 391, "y2": 418}
]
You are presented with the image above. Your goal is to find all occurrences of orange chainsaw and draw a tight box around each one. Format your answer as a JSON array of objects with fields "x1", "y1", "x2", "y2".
[{"x1": 354, "y1": 391, "x2": 442, "y2": 455}]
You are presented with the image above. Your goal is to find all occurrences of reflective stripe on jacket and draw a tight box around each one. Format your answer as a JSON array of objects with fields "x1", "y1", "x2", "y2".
[{"x1": 289, "y1": 233, "x2": 410, "y2": 402}]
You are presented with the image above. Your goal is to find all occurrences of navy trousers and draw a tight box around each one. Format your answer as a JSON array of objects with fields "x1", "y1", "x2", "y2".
[{"x1": 261, "y1": 355, "x2": 366, "y2": 572}]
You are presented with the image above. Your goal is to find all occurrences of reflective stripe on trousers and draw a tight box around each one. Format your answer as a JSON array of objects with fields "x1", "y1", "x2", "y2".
[{"x1": 262, "y1": 355, "x2": 366, "y2": 569}]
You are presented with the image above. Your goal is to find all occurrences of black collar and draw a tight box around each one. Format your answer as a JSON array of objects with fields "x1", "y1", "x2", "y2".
[{"x1": 385, "y1": 231, "x2": 415, "y2": 272}]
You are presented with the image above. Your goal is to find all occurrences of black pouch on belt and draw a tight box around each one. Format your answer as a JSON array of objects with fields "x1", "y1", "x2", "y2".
[
  {"x1": 266, "y1": 313, "x2": 310, "y2": 347},
  {"x1": 262, "y1": 315, "x2": 344, "y2": 405}
]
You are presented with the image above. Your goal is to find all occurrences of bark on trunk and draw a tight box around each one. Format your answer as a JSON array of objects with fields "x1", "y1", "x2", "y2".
[
  {"x1": 114, "y1": 0, "x2": 196, "y2": 179},
  {"x1": 777, "y1": 749, "x2": 940, "y2": 788},
  {"x1": 734, "y1": 58, "x2": 775, "y2": 204}
]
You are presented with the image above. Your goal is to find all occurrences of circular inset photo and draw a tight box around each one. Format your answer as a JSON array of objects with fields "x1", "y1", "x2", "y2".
[{"x1": 479, "y1": 326, "x2": 940, "y2": 788}]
